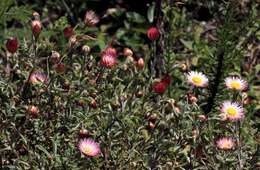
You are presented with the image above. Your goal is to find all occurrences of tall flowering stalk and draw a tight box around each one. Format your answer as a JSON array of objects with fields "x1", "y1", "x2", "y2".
[{"x1": 223, "y1": 76, "x2": 248, "y2": 169}]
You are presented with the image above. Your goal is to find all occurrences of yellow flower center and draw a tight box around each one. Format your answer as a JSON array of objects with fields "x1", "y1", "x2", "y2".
[
  {"x1": 227, "y1": 107, "x2": 237, "y2": 116},
  {"x1": 82, "y1": 145, "x2": 93, "y2": 155},
  {"x1": 192, "y1": 76, "x2": 202, "y2": 85},
  {"x1": 230, "y1": 81, "x2": 241, "y2": 89}
]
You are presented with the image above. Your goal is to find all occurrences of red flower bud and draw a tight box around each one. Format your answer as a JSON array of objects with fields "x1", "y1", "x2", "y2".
[
  {"x1": 147, "y1": 121, "x2": 156, "y2": 129},
  {"x1": 55, "y1": 63, "x2": 65, "y2": 74},
  {"x1": 147, "y1": 113, "x2": 158, "y2": 123},
  {"x1": 136, "y1": 58, "x2": 144, "y2": 69},
  {"x1": 90, "y1": 99, "x2": 97, "y2": 109},
  {"x1": 123, "y1": 48, "x2": 133, "y2": 57},
  {"x1": 50, "y1": 51, "x2": 60, "y2": 64},
  {"x1": 28, "y1": 105, "x2": 39, "y2": 118},
  {"x1": 147, "y1": 27, "x2": 160, "y2": 41},
  {"x1": 187, "y1": 93, "x2": 198, "y2": 104},
  {"x1": 153, "y1": 81, "x2": 167, "y2": 94},
  {"x1": 31, "y1": 20, "x2": 42, "y2": 37},
  {"x1": 78, "y1": 99, "x2": 85, "y2": 107},
  {"x1": 63, "y1": 25, "x2": 74, "y2": 38},
  {"x1": 79, "y1": 128, "x2": 89, "y2": 138},
  {"x1": 6, "y1": 37, "x2": 18, "y2": 53}
]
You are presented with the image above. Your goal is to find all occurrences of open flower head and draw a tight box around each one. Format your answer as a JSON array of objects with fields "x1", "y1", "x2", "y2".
[
  {"x1": 187, "y1": 71, "x2": 208, "y2": 87},
  {"x1": 220, "y1": 101, "x2": 244, "y2": 122},
  {"x1": 84, "y1": 10, "x2": 99, "y2": 27},
  {"x1": 29, "y1": 71, "x2": 48, "y2": 85},
  {"x1": 216, "y1": 137, "x2": 235, "y2": 150},
  {"x1": 78, "y1": 138, "x2": 100, "y2": 157},
  {"x1": 225, "y1": 77, "x2": 247, "y2": 91}
]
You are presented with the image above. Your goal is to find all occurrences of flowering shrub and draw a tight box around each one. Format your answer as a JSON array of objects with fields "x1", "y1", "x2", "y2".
[{"x1": 0, "y1": 0, "x2": 259, "y2": 169}]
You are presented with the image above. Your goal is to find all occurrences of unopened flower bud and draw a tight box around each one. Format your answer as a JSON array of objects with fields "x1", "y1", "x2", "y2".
[
  {"x1": 136, "y1": 90, "x2": 144, "y2": 97},
  {"x1": 31, "y1": 20, "x2": 42, "y2": 37},
  {"x1": 123, "y1": 48, "x2": 133, "y2": 57},
  {"x1": 69, "y1": 35, "x2": 77, "y2": 47},
  {"x1": 32, "y1": 11, "x2": 40, "y2": 20},
  {"x1": 63, "y1": 25, "x2": 74, "y2": 38},
  {"x1": 50, "y1": 51, "x2": 60, "y2": 64},
  {"x1": 147, "y1": 113, "x2": 158, "y2": 123},
  {"x1": 136, "y1": 58, "x2": 144, "y2": 69},
  {"x1": 243, "y1": 96, "x2": 253, "y2": 105},
  {"x1": 187, "y1": 93, "x2": 198, "y2": 104},
  {"x1": 78, "y1": 99, "x2": 85, "y2": 107},
  {"x1": 79, "y1": 128, "x2": 89, "y2": 138},
  {"x1": 6, "y1": 37, "x2": 18, "y2": 53},
  {"x1": 192, "y1": 129, "x2": 199, "y2": 139},
  {"x1": 198, "y1": 115, "x2": 207, "y2": 122},
  {"x1": 181, "y1": 63, "x2": 188, "y2": 72},
  {"x1": 28, "y1": 105, "x2": 39, "y2": 118},
  {"x1": 55, "y1": 63, "x2": 65, "y2": 74},
  {"x1": 82, "y1": 45, "x2": 91, "y2": 54},
  {"x1": 147, "y1": 27, "x2": 160, "y2": 41},
  {"x1": 90, "y1": 99, "x2": 97, "y2": 108},
  {"x1": 147, "y1": 121, "x2": 156, "y2": 129}
]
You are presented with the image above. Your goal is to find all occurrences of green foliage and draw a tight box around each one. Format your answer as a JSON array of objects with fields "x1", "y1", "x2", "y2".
[{"x1": 0, "y1": 0, "x2": 259, "y2": 169}]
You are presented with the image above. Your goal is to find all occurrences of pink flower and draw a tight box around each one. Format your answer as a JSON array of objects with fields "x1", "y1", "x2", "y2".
[
  {"x1": 78, "y1": 138, "x2": 101, "y2": 157},
  {"x1": 84, "y1": 10, "x2": 99, "y2": 27},
  {"x1": 216, "y1": 137, "x2": 235, "y2": 150},
  {"x1": 224, "y1": 77, "x2": 248, "y2": 91},
  {"x1": 100, "y1": 54, "x2": 117, "y2": 68},
  {"x1": 220, "y1": 101, "x2": 244, "y2": 122},
  {"x1": 29, "y1": 71, "x2": 48, "y2": 85}
]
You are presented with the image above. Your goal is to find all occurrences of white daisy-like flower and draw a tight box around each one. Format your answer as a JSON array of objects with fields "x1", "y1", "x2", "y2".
[
  {"x1": 225, "y1": 77, "x2": 248, "y2": 91},
  {"x1": 220, "y1": 101, "x2": 244, "y2": 122},
  {"x1": 187, "y1": 71, "x2": 208, "y2": 87}
]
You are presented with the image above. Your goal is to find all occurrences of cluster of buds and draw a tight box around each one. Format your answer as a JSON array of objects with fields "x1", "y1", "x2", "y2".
[
  {"x1": 79, "y1": 128, "x2": 90, "y2": 138},
  {"x1": 167, "y1": 99, "x2": 181, "y2": 113},
  {"x1": 145, "y1": 113, "x2": 158, "y2": 130},
  {"x1": 152, "y1": 74, "x2": 171, "y2": 94}
]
